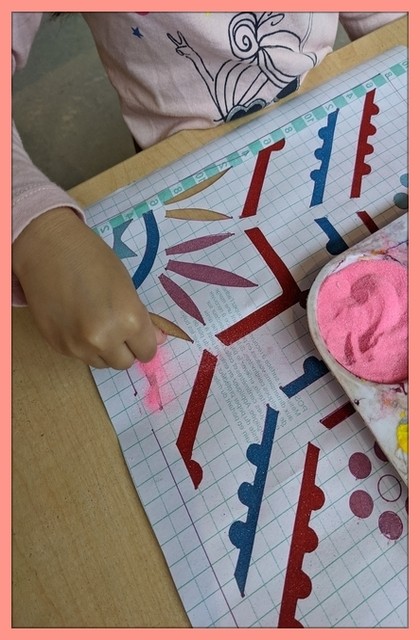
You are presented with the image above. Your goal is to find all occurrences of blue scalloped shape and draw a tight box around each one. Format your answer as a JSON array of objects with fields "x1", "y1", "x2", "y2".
[
  {"x1": 228, "y1": 404, "x2": 279, "y2": 596},
  {"x1": 309, "y1": 109, "x2": 339, "y2": 207}
]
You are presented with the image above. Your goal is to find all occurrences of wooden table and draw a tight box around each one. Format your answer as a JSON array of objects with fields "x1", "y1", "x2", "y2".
[{"x1": 12, "y1": 16, "x2": 407, "y2": 628}]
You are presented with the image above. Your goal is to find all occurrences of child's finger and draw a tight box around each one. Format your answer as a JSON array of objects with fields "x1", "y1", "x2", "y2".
[{"x1": 154, "y1": 326, "x2": 167, "y2": 346}]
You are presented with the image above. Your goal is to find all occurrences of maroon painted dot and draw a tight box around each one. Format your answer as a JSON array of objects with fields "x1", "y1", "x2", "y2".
[
  {"x1": 349, "y1": 490, "x2": 374, "y2": 518},
  {"x1": 378, "y1": 511, "x2": 403, "y2": 540},
  {"x1": 374, "y1": 441, "x2": 388, "y2": 462},
  {"x1": 377, "y1": 474, "x2": 402, "y2": 503},
  {"x1": 348, "y1": 452, "x2": 372, "y2": 479}
]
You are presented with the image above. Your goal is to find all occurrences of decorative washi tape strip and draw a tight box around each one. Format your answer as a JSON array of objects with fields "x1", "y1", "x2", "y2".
[{"x1": 93, "y1": 58, "x2": 407, "y2": 237}]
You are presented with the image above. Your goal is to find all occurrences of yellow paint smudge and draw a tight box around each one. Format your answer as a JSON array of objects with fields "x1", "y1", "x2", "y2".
[{"x1": 396, "y1": 411, "x2": 408, "y2": 453}]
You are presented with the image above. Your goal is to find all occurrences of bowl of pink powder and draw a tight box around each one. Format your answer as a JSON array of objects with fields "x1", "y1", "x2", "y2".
[
  {"x1": 314, "y1": 256, "x2": 407, "y2": 385},
  {"x1": 307, "y1": 213, "x2": 408, "y2": 484}
]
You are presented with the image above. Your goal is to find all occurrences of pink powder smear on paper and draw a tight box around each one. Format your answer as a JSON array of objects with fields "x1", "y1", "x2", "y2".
[
  {"x1": 316, "y1": 259, "x2": 407, "y2": 384},
  {"x1": 137, "y1": 349, "x2": 167, "y2": 411}
]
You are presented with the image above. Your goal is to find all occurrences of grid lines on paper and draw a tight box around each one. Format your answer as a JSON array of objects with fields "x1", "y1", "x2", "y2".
[
  {"x1": 87, "y1": 46, "x2": 408, "y2": 628},
  {"x1": 87, "y1": 49, "x2": 407, "y2": 236}
]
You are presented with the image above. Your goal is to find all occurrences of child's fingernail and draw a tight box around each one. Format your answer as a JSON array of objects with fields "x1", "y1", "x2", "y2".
[{"x1": 155, "y1": 327, "x2": 167, "y2": 345}]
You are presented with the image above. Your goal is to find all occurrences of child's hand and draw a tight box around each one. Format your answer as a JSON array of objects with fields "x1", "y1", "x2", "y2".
[{"x1": 13, "y1": 207, "x2": 165, "y2": 370}]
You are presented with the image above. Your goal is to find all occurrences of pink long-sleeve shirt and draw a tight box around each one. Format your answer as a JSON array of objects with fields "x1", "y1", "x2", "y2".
[{"x1": 12, "y1": 11, "x2": 404, "y2": 303}]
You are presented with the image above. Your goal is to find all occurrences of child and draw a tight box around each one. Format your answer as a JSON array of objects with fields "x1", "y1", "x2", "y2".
[{"x1": 12, "y1": 12, "x2": 404, "y2": 370}]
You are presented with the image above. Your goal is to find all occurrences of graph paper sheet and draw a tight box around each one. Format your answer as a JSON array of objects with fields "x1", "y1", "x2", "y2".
[{"x1": 85, "y1": 47, "x2": 408, "y2": 628}]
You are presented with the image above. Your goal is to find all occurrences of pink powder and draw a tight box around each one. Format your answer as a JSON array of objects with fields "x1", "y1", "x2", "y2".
[
  {"x1": 316, "y1": 259, "x2": 407, "y2": 384},
  {"x1": 137, "y1": 350, "x2": 165, "y2": 411}
]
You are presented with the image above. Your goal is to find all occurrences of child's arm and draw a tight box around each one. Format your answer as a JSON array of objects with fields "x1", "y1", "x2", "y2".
[{"x1": 12, "y1": 13, "x2": 163, "y2": 369}]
